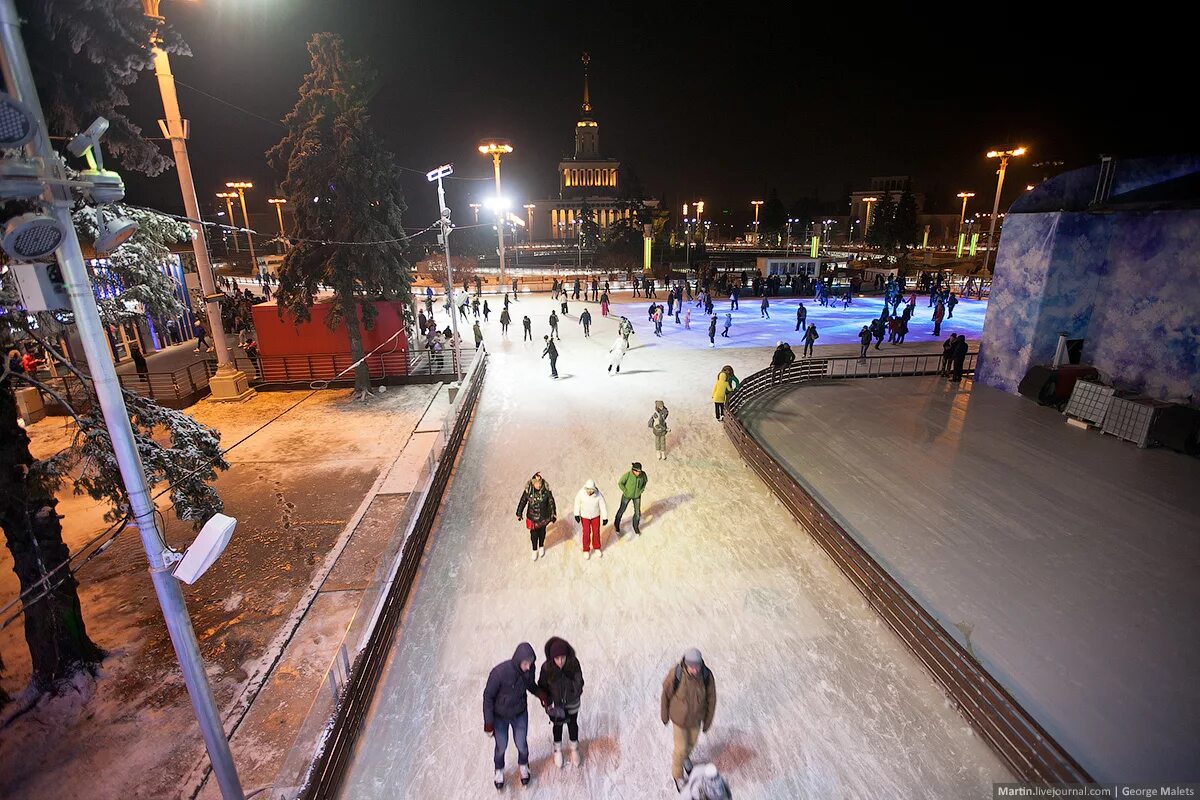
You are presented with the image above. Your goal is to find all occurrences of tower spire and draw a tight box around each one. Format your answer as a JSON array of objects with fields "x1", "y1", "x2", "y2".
[{"x1": 580, "y1": 52, "x2": 592, "y2": 116}]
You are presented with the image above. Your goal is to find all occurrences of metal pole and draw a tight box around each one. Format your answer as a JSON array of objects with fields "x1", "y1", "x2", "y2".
[
  {"x1": 0, "y1": 5, "x2": 245, "y2": 798},
  {"x1": 492, "y1": 153, "x2": 506, "y2": 286},
  {"x1": 234, "y1": 187, "x2": 258, "y2": 277},
  {"x1": 958, "y1": 195, "x2": 969, "y2": 237},
  {"x1": 223, "y1": 196, "x2": 239, "y2": 251},
  {"x1": 434, "y1": 177, "x2": 463, "y2": 383},
  {"x1": 986, "y1": 156, "x2": 1008, "y2": 270}
]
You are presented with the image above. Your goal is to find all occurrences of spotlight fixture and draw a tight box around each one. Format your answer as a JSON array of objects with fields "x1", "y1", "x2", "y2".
[
  {"x1": 0, "y1": 92, "x2": 37, "y2": 149},
  {"x1": 2, "y1": 212, "x2": 65, "y2": 261},
  {"x1": 93, "y1": 208, "x2": 138, "y2": 254},
  {"x1": 67, "y1": 117, "x2": 126, "y2": 203}
]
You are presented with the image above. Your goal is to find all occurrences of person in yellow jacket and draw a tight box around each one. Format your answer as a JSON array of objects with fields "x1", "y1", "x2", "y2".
[{"x1": 711, "y1": 365, "x2": 739, "y2": 421}]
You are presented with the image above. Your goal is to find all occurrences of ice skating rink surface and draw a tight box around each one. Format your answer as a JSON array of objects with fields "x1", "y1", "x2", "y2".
[{"x1": 338, "y1": 292, "x2": 1009, "y2": 798}]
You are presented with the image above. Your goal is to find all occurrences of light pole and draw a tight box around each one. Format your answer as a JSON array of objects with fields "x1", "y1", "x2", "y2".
[
  {"x1": 860, "y1": 196, "x2": 878, "y2": 244},
  {"x1": 140, "y1": 0, "x2": 248, "y2": 399},
  {"x1": 268, "y1": 197, "x2": 287, "y2": 254},
  {"x1": 478, "y1": 138, "x2": 513, "y2": 285},
  {"x1": 0, "y1": 4, "x2": 245, "y2": 798},
  {"x1": 984, "y1": 146, "x2": 1026, "y2": 269},
  {"x1": 226, "y1": 181, "x2": 257, "y2": 277},
  {"x1": 524, "y1": 203, "x2": 536, "y2": 242},
  {"x1": 426, "y1": 164, "x2": 463, "y2": 383},
  {"x1": 785, "y1": 218, "x2": 798, "y2": 251},
  {"x1": 682, "y1": 204, "x2": 690, "y2": 271},
  {"x1": 216, "y1": 191, "x2": 239, "y2": 252},
  {"x1": 751, "y1": 199, "x2": 763, "y2": 244},
  {"x1": 956, "y1": 191, "x2": 975, "y2": 238},
  {"x1": 469, "y1": 203, "x2": 481, "y2": 224},
  {"x1": 695, "y1": 200, "x2": 705, "y2": 242}
]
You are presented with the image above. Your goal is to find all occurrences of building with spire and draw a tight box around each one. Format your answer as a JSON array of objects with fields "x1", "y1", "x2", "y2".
[{"x1": 530, "y1": 53, "x2": 656, "y2": 242}]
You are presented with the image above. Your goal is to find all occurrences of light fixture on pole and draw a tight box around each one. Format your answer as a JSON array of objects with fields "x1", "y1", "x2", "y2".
[
  {"x1": 268, "y1": 197, "x2": 287, "y2": 251},
  {"x1": 785, "y1": 218, "x2": 798, "y2": 252},
  {"x1": 0, "y1": 5, "x2": 246, "y2": 798},
  {"x1": 956, "y1": 191, "x2": 975, "y2": 237},
  {"x1": 695, "y1": 200, "x2": 705, "y2": 243},
  {"x1": 478, "y1": 138, "x2": 514, "y2": 285},
  {"x1": 523, "y1": 203, "x2": 536, "y2": 241},
  {"x1": 225, "y1": 181, "x2": 257, "y2": 276},
  {"x1": 426, "y1": 163, "x2": 463, "y2": 383},
  {"x1": 861, "y1": 196, "x2": 878, "y2": 243},
  {"x1": 141, "y1": 0, "x2": 249, "y2": 402},
  {"x1": 469, "y1": 203, "x2": 482, "y2": 224},
  {"x1": 216, "y1": 192, "x2": 239, "y2": 251},
  {"x1": 984, "y1": 145, "x2": 1027, "y2": 269},
  {"x1": 750, "y1": 199, "x2": 763, "y2": 243}
]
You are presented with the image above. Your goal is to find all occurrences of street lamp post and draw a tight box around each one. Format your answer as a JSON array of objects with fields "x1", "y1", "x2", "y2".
[
  {"x1": 785, "y1": 218, "x2": 798, "y2": 251},
  {"x1": 216, "y1": 192, "x2": 239, "y2": 252},
  {"x1": 268, "y1": 197, "x2": 287, "y2": 252},
  {"x1": 426, "y1": 164, "x2": 463, "y2": 383},
  {"x1": 469, "y1": 203, "x2": 481, "y2": 224},
  {"x1": 984, "y1": 146, "x2": 1026, "y2": 269},
  {"x1": 226, "y1": 181, "x2": 257, "y2": 277},
  {"x1": 956, "y1": 191, "x2": 975, "y2": 238},
  {"x1": 524, "y1": 203, "x2": 536, "y2": 242},
  {"x1": 861, "y1": 196, "x2": 878, "y2": 244},
  {"x1": 478, "y1": 139, "x2": 514, "y2": 285},
  {"x1": 140, "y1": 0, "x2": 249, "y2": 399},
  {"x1": 750, "y1": 199, "x2": 763, "y2": 244},
  {"x1": 695, "y1": 200, "x2": 705, "y2": 243}
]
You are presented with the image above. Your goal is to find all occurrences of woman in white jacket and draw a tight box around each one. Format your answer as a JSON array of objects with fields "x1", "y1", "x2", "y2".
[
  {"x1": 572, "y1": 479, "x2": 609, "y2": 560},
  {"x1": 607, "y1": 335, "x2": 627, "y2": 375}
]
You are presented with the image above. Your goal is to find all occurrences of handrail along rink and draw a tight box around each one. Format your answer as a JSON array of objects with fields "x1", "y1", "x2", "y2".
[{"x1": 722, "y1": 352, "x2": 1092, "y2": 784}]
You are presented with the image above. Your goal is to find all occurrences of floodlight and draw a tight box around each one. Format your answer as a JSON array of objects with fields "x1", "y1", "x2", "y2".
[
  {"x1": 426, "y1": 163, "x2": 453, "y2": 182},
  {"x1": 93, "y1": 209, "x2": 138, "y2": 254},
  {"x1": 2, "y1": 212, "x2": 65, "y2": 260},
  {"x1": 485, "y1": 196, "x2": 511, "y2": 210},
  {"x1": 173, "y1": 513, "x2": 237, "y2": 585},
  {"x1": 0, "y1": 92, "x2": 37, "y2": 148},
  {"x1": 67, "y1": 117, "x2": 110, "y2": 158}
]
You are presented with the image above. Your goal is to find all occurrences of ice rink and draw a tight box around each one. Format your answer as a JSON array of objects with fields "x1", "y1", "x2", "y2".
[{"x1": 338, "y1": 292, "x2": 1008, "y2": 798}]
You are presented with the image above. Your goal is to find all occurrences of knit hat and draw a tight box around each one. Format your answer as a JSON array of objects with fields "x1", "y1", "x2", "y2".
[
  {"x1": 683, "y1": 647, "x2": 703, "y2": 666},
  {"x1": 631, "y1": 462, "x2": 642, "y2": 471},
  {"x1": 584, "y1": 479, "x2": 596, "y2": 490},
  {"x1": 549, "y1": 639, "x2": 570, "y2": 660}
]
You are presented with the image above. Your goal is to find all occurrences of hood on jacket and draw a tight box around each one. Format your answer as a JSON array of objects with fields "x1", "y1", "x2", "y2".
[
  {"x1": 512, "y1": 642, "x2": 536, "y2": 668},
  {"x1": 525, "y1": 478, "x2": 550, "y2": 495},
  {"x1": 543, "y1": 636, "x2": 575, "y2": 662}
]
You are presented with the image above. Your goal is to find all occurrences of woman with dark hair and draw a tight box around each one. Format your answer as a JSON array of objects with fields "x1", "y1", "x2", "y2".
[
  {"x1": 537, "y1": 636, "x2": 585, "y2": 767},
  {"x1": 516, "y1": 472, "x2": 557, "y2": 561}
]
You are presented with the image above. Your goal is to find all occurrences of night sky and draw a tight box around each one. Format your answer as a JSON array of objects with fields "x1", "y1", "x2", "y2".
[{"x1": 119, "y1": 1, "x2": 1194, "y2": 231}]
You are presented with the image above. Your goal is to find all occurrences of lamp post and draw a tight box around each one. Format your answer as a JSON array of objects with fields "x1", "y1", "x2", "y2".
[
  {"x1": 469, "y1": 203, "x2": 482, "y2": 224},
  {"x1": 751, "y1": 199, "x2": 763, "y2": 244},
  {"x1": 216, "y1": 191, "x2": 239, "y2": 252},
  {"x1": 785, "y1": 218, "x2": 798, "y2": 251},
  {"x1": 524, "y1": 203, "x2": 536, "y2": 242},
  {"x1": 682, "y1": 204, "x2": 690, "y2": 270},
  {"x1": 984, "y1": 145, "x2": 1026, "y2": 269},
  {"x1": 956, "y1": 191, "x2": 975, "y2": 238},
  {"x1": 860, "y1": 196, "x2": 878, "y2": 243},
  {"x1": 695, "y1": 200, "x2": 705, "y2": 243},
  {"x1": 478, "y1": 138, "x2": 514, "y2": 285},
  {"x1": 140, "y1": 0, "x2": 248, "y2": 399},
  {"x1": 268, "y1": 197, "x2": 287, "y2": 252},
  {"x1": 225, "y1": 181, "x2": 256, "y2": 276},
  {"x1": 426, "y1": 164, "x2": 463, "y2": 383}
]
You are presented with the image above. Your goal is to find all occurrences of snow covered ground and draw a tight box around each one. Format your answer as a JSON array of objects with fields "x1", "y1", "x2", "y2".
[{"x1": 337, "y1": 292, "x2": 1008, "y2": 798}]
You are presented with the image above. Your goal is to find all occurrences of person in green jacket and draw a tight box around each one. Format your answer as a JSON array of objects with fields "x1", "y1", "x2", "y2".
[{"x1": 614, "y1": 462, "x2": 647, "y2": 536}]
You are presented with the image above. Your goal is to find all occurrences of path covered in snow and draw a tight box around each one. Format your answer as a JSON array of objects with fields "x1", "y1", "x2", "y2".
[{"x1": 338, "y1": 292, "x2": 1008, "y2": 798}]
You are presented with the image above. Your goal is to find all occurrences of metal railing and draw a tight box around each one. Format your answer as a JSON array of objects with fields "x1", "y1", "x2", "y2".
[
  {"x1": 722, "y1": 354, "x2": 1092, "y2": 784},
  {"x1": 220, "y1": 348, "x2": 472, "y2": 388},
  {"x1": 269, "y1": 349, "x2": 489, "y2": 800}
]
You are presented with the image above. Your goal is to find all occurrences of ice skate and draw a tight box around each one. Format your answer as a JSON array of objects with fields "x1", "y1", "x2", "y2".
[
  {"x1": 494, "y1": 769, "x2": 504, "y2": 789},
  {"x1": 531, "y1": 550, "x2": 538, "y2": 562},
  {"x1": 584, "y1": 549, "x2": 591, "y2": 561},
  {"x1": 569, "y1": 741, "x2": 582, "y2": 766},
  {"x1": 538, "y1": 545, "x2": 545, "y2": 558},
  {"x1": 554, "y1": 742, "x2": 564, "y2": 768},
  {"x1": 519, "y1": 765, "x2": 531, "y2": 786},
  {"x1": 596, "y1": 548, "x2": 603, "y2": 558}
]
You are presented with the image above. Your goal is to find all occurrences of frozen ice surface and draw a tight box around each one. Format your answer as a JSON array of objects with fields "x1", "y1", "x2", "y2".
[{"x1": 337, "y1": 293, "x2": 1007, "y2": 798}]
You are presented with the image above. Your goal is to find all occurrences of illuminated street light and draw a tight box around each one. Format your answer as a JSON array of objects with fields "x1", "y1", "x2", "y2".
[
  {"x1": 479, "y1": 138, "x2": 514, "y2": 284},
  {"x1": 751, "y1": 199, "x2": 763, "y2": 243},
  {"x1": 469, "y1": 202, "x2": 482, "y2": 223},
  {"x1": 861, "y1": 196, "x2": 878, "y2": 243},
  {"x1": 226, "y1": 181, "x2": 257, "y2": 276},
  {"x1": 956, "y1": 191, "x2": 975, "y2": 238},
  {"x1": 984, "y1": 145, "x2": 1027, "y2": 268},
  {"x1": 216, "y1": 192, "x2": 239, "y2": 251},
  {"x1": 267, "y1": 197, "x2": 287, "y2": 244},
  {"x1": 524, "y1": 203, "x2": 536, "y2": 240}
]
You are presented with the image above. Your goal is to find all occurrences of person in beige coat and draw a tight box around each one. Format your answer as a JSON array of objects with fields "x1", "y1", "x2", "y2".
[{"x1": 660, "y1": 648, "x2": 717, "y2": 788}]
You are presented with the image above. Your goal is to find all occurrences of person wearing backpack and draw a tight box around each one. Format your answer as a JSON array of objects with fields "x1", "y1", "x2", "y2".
[
  {"x1": 648, "y1": 400, "x2": 670, "y2": 460},
  {"x1": 660, "y1": 648, "x2": 717, "y2": 790}
]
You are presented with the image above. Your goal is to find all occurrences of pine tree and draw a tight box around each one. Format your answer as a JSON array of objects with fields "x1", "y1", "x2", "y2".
[
  {"x1": 894, "y1": 180, "x2": 920, "y2": 253},
  {"x1": 868, "y1": 192, "x2": 897, "y2": 251},
  {"x1": 267, "y1": 34, "x2": 412, "y2": 397}
]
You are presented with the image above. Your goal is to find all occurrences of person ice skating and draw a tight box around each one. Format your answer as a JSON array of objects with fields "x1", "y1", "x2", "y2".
[
  {"x1": 542, "y1": 336, "x2": 559, "y2": 378},
  {"x1": 802, "y1": 323, "x2": 819, "y2": 357},
  {"x1": 795, "y1": 302, "x2": 807, "y2": 332},
  {"x1": 503, "y1": 292, "x2": 511, "y2": 310},
  {"x1": 549, "y1": 311, "x2": 561, "y2": 340},
  {"x1": 613, "y1": 462, "x2": 647, "y2": 536},
  {"x1": 711, "y1": 368, "x2": 732, "y2": 421},
  {"x1": 649, "y1": 400, "x2": 670, "y2": 460},
  {"x1": 608, "y1": 334, "x2": 628, "y2": 374},
  {"x1": 760, "y1": 295, "x2": 770, "y2": 318},
  {"x1": 654, "y1": 306, "x2": 664, "y2": 337},
  {"x1": 684, "y1": 308, "x2": 692, "y2": 329},
  {"x1": 538, "y1": 637, "x2": 586, "y2": 767},
  {"x1": 619, "y1": 316, "x2": 635, "y2": 344},
  {"x1": 512, "y1": 276, "x2": 519, "y2": 298},
  {"x1": 522, "y1": 315, "x2": 533, "y2": 342},
  {"x1": 858, "y1": 325, "x2": 872, "y2": 359},
  {"x1": 483, "y1": 300, "x2": 491, "y2": 322},
  {"x1": 707, "y1": 314, "x2": 717, "y2": 347},
  {"x1": 517, "y1": 472, "x2": 557, "y2": 560},
  {"x1": 932, "y1": 299, "x2": 945, "y2": 336},
  {"x1": 500, "y1": 307, "x2": 511, "y2": 336},
  {"x1": 473, "y1": 320, "x2": 486, "y2": 351},
  {"x1": 600, "y1": 291, "x2": 610, "y2": 316},
  {"x1": 721, "y1": 312, "x2": 731, "y2": 338},
  {"x1": 895, "y1": 315, "x2": 909, "y2": 344},
  {"x1": 947, "y1": 291, "x2": 958, "y2": 318},
  {"x1": 572, "y1": 479, "x2": 608, "y2": 559},
  {"x1": 729, "y1": 285, "x2": 739, "y2": 310},
  {"x1": 679, "y1": 763, "x2": 733, "y2": 800},
  {"x1": 472, "y1": 297, "x2": 480, "y2": 318},
  {"x1": 484, "y1": 642, "x2": 546, "y2": 789},
  {"x1": 561, "y1": 296, "x2": 570, "y2": 315},
  {"x1": 579, "y1": 307, "x2": 592, "y2": 337},
  {"x1": 661, "y1": 648, "x2": 717, "y2": 790},
  {"x1": 870, "y1": 317, "x2": 885, "y2": 349}
]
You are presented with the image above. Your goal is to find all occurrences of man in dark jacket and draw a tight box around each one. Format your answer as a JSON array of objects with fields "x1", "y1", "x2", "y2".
[
  {"x1": 537, "y1": 637, "x2": 585, "y2": 767},
  {"x1": 542, "y1": 336, "x2": 559, "y2": 379},
  {"x1": 950, "y1": 334, "x2": 970, "y2": 382},
  {"x1": 770, "y1": 341, "x2": 790, "y2": 384},
  {"x1": 484, "y1": 642, "x2": 545, "y2": 789},
  {"x1": 858, "y1": 326, "x2": 872, "y2": 359},
  {"x1": 661, "y1": 648, "x2": 717, "y2": 788}
]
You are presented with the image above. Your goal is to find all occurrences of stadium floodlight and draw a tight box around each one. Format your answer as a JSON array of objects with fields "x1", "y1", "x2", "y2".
[
  {"x1": 485, "y1": 195, "x2": 511, "y2": 211},
  {"x1": 93, "y1": 209, "x2": 138, "y2": 254},
  {"x1": 2, "y1": 212, "x2": 65, "y2": 261},
  {"x1": 67, "y1": 117, "x2": 127, "y2": 203},
  {"x1": 0, "y1": 92, "x2": 37, "y2": 148},
  {"x1": 426, "y1": 163, "x2": 453, "y2": 182}
]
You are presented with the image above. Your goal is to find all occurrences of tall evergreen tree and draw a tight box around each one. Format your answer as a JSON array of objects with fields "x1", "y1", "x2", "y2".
[
  {"x1": 759, "y1": 187, "x2": 786, "y2": 246},
  {"x1": 868, "y1": 191, "x2": 897, "y2": 251},
  {"x1": 894, "y1": 179, "x2": 920, "y2": 253},
  {"x1": 267, "y1": 34, "x2": 412, "y2": 397}
]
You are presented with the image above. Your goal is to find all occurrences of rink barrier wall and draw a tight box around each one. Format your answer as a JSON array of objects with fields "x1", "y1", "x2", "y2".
[
  {"x1": 279, "y1": 350, "x2": 489, "y2": 800},
  {"x1": 723, "y1": 355, "x2": 1094, "y2": 785}
]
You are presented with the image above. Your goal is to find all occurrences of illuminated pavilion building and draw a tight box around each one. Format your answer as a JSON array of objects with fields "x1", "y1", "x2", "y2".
[{"x1": 529, "y1": 53, "x2": 656, "y2": 242}]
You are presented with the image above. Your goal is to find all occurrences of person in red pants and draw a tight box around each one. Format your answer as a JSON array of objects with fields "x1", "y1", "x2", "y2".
[{"x1": 572, "y1": 479, "x2": 609, "y2": 561}]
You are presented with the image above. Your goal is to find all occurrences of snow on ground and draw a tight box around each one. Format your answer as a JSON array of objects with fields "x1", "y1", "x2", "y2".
[
  {"x1": 0, "y1": 384, "x2": 435, "y2": 800},
  {"x1": 337, "y1": 292, "x2": 1008, "y2": 799}
]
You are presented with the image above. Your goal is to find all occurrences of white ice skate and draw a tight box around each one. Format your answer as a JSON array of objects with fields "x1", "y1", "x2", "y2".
[
  {"x1": 538, "y1": 545, "x2": 545, "y2": 559},
  {"x1": 519, "y1": 764, "x2": 531, "y2": 786},
  {"x1": 554, "y1": 742, "x2": 564, "y2": 768},
  {"x1": 585, "y1": 550, "x2": 591, "y2": 560},
  {"x1": 596, "y1": 548, "x2": 603, "y2": 558},
  {"x1": 531, "y1": 550, "x2": 538, "y2": 562},
  {"x1": 494, "y1": 769, "x2": 503, "y2": 789},
  {"x1": 569, "y1": 741, "x2": 582, "y2": 766}
]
